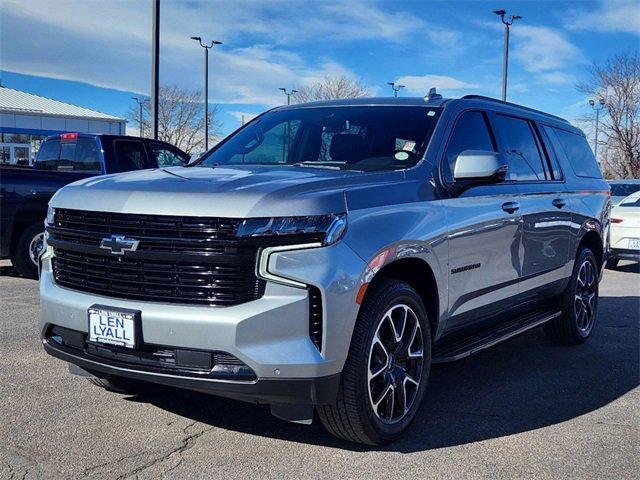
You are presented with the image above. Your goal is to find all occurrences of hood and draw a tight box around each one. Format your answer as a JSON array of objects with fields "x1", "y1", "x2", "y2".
[{"x1": 50, "y1": 165, "x2": 411, "y2": 218}]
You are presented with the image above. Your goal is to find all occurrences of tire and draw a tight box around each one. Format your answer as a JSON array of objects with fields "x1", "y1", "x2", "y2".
[
  {"x1": 544, "y1": 247, "x2": 599, "y2": 345},
  {"x1": 86, "y1": 374, "x2": 145, "y2": 394},
  {"x1": 317, "y1": 279, "x2": 431, "y2": 445},
  {"x1": 605, "y1": 258, "x2": 618, "y2": 270},
  {"x1": 10, "y1": 222, "x2": 44, "y2": 279}
]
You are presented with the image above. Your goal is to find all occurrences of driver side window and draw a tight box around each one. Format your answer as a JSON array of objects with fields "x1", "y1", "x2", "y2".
[{"x1": 443, "y1": 111, "x2": 495, "y2": 183}]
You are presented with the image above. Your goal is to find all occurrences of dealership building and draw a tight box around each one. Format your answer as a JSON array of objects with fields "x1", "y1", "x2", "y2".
[{"x1": 0, "y1": 86, "x2": 126, "y2": 165}]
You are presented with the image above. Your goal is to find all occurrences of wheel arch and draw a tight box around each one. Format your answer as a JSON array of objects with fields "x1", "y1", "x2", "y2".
[
  {"x1": 577, "y1": 229, "x2": 604, "y2": 271},
  {"x1": 365, "y1": 257, "x2": 439, "y2": 340}
]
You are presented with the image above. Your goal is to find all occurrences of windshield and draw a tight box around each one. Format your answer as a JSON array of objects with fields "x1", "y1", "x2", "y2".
[{"x1": 196, "y1": 105, "x2": 442, "y2": 171}]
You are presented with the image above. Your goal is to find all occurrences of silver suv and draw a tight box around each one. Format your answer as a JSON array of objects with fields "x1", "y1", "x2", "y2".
[{"x1": 40, "y1": 94, "x2": 610, "y2": 445}]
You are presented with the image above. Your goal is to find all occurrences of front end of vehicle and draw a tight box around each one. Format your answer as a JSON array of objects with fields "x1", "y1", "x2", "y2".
[{"x1": 39, "y1": 204, "x2": 365, "y2": 419}]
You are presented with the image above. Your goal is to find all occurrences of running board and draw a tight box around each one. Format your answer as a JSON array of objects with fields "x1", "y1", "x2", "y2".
[{"x1": 432, "y1": 310, "x2": 561, "y2": 363}]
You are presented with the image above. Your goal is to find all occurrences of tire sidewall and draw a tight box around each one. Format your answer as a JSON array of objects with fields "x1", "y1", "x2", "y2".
[
  {"x1": 566, "y1": 248, "x2": 599, "y2": 340},
  {"x1": 11, "y1": 222, "x2": 43, "y2": 279},
  {"x1": 352, "y1": 281, "x2": 431, "y2": 443}
]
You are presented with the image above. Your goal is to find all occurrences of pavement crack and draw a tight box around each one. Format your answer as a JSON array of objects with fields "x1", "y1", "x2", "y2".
[{"x1": 114, "y1": 421, "x2": 215, "y2": 479}]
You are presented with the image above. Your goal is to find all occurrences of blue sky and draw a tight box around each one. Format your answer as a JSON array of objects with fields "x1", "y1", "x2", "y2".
[{"x1": 1, "y1": 0, "x2": 638, "y2": 136}]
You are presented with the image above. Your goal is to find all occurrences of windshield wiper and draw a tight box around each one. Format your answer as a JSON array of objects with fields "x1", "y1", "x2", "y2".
[{"x1": 292, "y1": 162, "x2": 344, "y2": 170}]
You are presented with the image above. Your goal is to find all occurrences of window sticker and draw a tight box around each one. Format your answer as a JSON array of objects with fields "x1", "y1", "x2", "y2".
[
  {"x1": 427, "y1": 110, "x2": 436, "y2": 117},
  {"x1": 395, "y1": 151, "x2": 410, "y2": 161}
]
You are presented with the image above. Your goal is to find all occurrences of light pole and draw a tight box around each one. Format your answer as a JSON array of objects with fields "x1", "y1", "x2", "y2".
[
  {"x1": 279, "y1": 87, "x2": 298, "y2": 105},
  {"x1": 131, "y1": 97, "x2": 147, "y2": 137},
  {"x1": 493, "y1": 9, "x2": 522, "y2": 101},
  {"x1": 151, "y1": 0, "x2": 160, "y2": 139},
  {"x1": 191, "y1": 36, "x2": 222, "y2": 151},
  {"x1": 387, "y1": 82, "x2": 405, "y2": 98},
  {"x1": 589, "y1": 98, "x2": 606, "y2": 159}
]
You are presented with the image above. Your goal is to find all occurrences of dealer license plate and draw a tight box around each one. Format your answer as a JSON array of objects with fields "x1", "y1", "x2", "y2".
[
  {"x1": 629, "y1": 239, "x2": 640, "y2": 250},
  {"x1": 88, "y1": 305, "x2": 139, "y2": 349}
]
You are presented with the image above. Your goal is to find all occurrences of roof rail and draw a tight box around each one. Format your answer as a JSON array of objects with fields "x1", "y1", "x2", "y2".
[{"x1": 461, "y1": 95, "x2": 569, "y2": 124}]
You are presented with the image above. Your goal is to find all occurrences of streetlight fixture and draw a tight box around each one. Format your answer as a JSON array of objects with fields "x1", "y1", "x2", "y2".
[
  {"x1": 493, "y1": 9, "x2": 522, "y2": 101},
  {"x1": 131, "y1": 97, "x2": 147, "y2": 137},
  {"x1": 279, "y1": 87, "x2": 298, "y2": 105},
  {"x1": 589, "y1": 98, "x2": 606, "y2": 160},
  {"x1": 387, "y1": 82, "x2": 405, "y2": 98},
  {"x1": 190, "y1": 36, "x2": 222, "y2": 151}
]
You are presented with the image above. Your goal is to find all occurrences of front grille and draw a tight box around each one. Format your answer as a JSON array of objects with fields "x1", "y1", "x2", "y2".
[{"x1": 48, "y1": 209, "x2": 265, "y2": 306}]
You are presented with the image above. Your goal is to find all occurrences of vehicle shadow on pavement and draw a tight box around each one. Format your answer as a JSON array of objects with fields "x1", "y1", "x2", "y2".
[
  {"x1": 0, "y1": 265, "x2": 22, "y2": 277},
  {"x1": 127, "y1": 294, "x2": 639, "y2": 452}
]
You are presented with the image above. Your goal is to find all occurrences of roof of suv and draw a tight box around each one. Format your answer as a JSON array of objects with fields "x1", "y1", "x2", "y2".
[{"x1": 282, "y1": 94, "x2": 577, "y2": 133}]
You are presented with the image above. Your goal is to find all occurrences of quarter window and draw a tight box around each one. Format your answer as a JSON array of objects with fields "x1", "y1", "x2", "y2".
[
  {"x1": 551, "y1": 127, "x2": 602, "y2": 179},
  {"x1": 150, "y1": 143, "x2": 188, "y2": 167},
  {"x1": 494, "y1": 115, "x2": 547, "y2": 181},
  {"x1": 443, "y1": 111, "x2": 495, "y2": 183}
]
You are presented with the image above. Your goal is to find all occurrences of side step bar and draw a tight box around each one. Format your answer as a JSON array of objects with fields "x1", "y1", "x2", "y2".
[{"x1": 432, "y1": 310, "x2": 561, "y2": 363}]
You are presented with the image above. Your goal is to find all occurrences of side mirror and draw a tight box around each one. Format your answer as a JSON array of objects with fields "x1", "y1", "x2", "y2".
[{"x1": 454, "y1": 150, "x2": 507, "y2": 183}]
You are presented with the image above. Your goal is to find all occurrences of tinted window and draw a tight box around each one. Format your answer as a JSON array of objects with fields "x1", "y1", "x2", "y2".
[
  {"x1": 494, "y1": 115, "x2": 547, "y2": 181},
  {"x1": 198, "y1": 106, "x2": 442, "y2": 172},
  {"x1": 619, "y1": 196, "x2": 640, "y2": 207},
  {"x1": 35, "y1": 139, "x2": 60, "y2": 169},
  {"x1": 553, "y1": 128, "x2": 603, "y2": 178},
  {"x1": 113, "y1": 140, "x2": 148, "y2": 172},
  {"x1": 538, "y1": 127, "x2": 563, "y2": 180},
  {"x1": 35, "y1": 138, "x2": 100, "y2": 172},
  {"x1": 150, "y1": 143, "x2": 188, "y2": 167},
  {"x1": 443, "y1": 111, "x2": 495, "y2": 183},
  {"x1": 610, "y1": 183, "x2": 640, "y2": 197}
]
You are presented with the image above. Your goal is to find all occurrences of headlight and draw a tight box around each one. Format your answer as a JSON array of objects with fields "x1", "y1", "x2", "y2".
[
  {"x1": 46, "y1": 206, "x2": 56, "y2": 226},
  {"x1": 237, "y1": 213, "x2": 347, "y2": 246}
]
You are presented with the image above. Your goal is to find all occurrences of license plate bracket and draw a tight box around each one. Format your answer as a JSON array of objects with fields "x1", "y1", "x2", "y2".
[{"x1": 88, "y1": 304, "x2": 142, "y2": 349}]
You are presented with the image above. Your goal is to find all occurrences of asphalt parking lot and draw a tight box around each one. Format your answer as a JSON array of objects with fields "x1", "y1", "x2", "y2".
[{"x1": 1, "y1": 260, "x2": 638, "y2": 479}]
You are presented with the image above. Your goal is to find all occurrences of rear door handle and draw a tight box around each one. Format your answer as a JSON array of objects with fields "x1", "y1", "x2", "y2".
[
  {"x1": 502, "y1": 201, "x2": 520, "y2": 214},
  {"x1": 552, "y1": 198, "x2": 566, "y2": 209}
]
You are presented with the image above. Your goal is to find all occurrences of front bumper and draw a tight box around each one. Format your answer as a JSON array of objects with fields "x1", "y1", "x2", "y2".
[
  {"x1": 43, "y1": 333, "x2": 340, "y2": 405},
  {"x1": 39, "y1": 240, "x2": 365, "y2": 403},
  {"x1": 610, "y1": 248, "x2": 640, "y2": 262}
]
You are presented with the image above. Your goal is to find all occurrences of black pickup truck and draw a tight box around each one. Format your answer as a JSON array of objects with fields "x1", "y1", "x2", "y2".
[{"x1": 1, "y1": 133, "x2": 190, "y2": 278}]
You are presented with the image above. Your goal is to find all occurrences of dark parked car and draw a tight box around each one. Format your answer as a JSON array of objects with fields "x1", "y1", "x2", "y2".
[{"x1": 1, "y1": 133, "x2": 190, "y2": 278}]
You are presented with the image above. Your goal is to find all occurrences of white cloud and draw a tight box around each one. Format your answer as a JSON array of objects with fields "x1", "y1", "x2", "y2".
[
  {"x1": 536, "y1": 71, "x2": 575, "y2": 85},
  {"x1": 565, "y1": 0, "x2": 640, "y2": 35},
  {"x1": 511, "y1": 26, "x2": 584, "y2": 73},
  {"x1": 395, "y1": 75, "x2": 478, "y2": 95},
  {"x1": 0, "y1": 0, "x2": 455, "y2": 108}
]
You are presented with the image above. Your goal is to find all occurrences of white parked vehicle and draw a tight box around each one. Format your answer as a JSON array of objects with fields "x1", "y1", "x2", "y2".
[{"x1": 607, "y1": 191, "x2": 640, "y2": 269}]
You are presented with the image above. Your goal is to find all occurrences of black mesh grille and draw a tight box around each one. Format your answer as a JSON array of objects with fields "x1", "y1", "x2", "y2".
[
  {"x1": 48, "y1": 209, "x2": 265, "y2": 306},
  {"x1": 309, "y1": 286, "x2": 323, "y2": 351}
]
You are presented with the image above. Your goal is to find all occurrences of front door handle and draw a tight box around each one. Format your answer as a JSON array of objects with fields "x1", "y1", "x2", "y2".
[
  {"x1": 502, "y1": 201, "x2": 520, "y2": 214},
  {"x1": 552, "y1": 198, "x2": 566, "y2": 209}
]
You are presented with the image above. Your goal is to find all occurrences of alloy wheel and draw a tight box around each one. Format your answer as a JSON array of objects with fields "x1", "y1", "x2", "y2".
[
  {"x1": 575, "y1": 258, "x2": 597, "y2": 335},
  {"x1": 28, "y1": 231, "x2": 45, "y2": 266},
  {"x1": 367, "y1": 303, "x2": 424, "y2": 424}
]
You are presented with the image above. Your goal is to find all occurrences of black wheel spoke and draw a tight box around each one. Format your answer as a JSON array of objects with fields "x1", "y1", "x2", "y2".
[{"x1": 368, "y1": 303, "x2": 424, "y2": 424}]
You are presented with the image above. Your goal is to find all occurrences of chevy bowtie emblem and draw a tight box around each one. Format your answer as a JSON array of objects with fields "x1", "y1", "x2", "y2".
[{"x1": 100, "y1": 234, "x2": 140, "y2": 255}]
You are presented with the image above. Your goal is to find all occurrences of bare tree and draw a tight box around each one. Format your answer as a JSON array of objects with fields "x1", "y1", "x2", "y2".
[
  {"x1": 578, "y1": 52, "x2": 640, "y2": 178},
  {"x1": 292, "y1": 75, "x2": 369, "y2": 103},
  {"x1": 127, "y1": 85, "x2": 221, "y2": 154}
]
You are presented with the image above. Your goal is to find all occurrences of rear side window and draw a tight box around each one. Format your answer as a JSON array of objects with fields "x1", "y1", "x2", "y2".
[
  {"x1": 113, "y1": 140, "x2": 149, "y2": 172},
  {"x1": 35, "y1": 139, "x2": 61, "y2": 169},
  {"x1": 149, "y1": 142, "x2": 188, "y2": 167},
  {"x1": 35, "y1": 138, "x2": 101, "y2": 172},
  {"x1": 551, "y1": 128, "x2": 602, "y2": 178},
  {"x1": 494, "y1": 115, "x2": 547, "y2": 181},
  {"x1": 443, "y1": 111, "x2": 495, "y2": 183}
]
